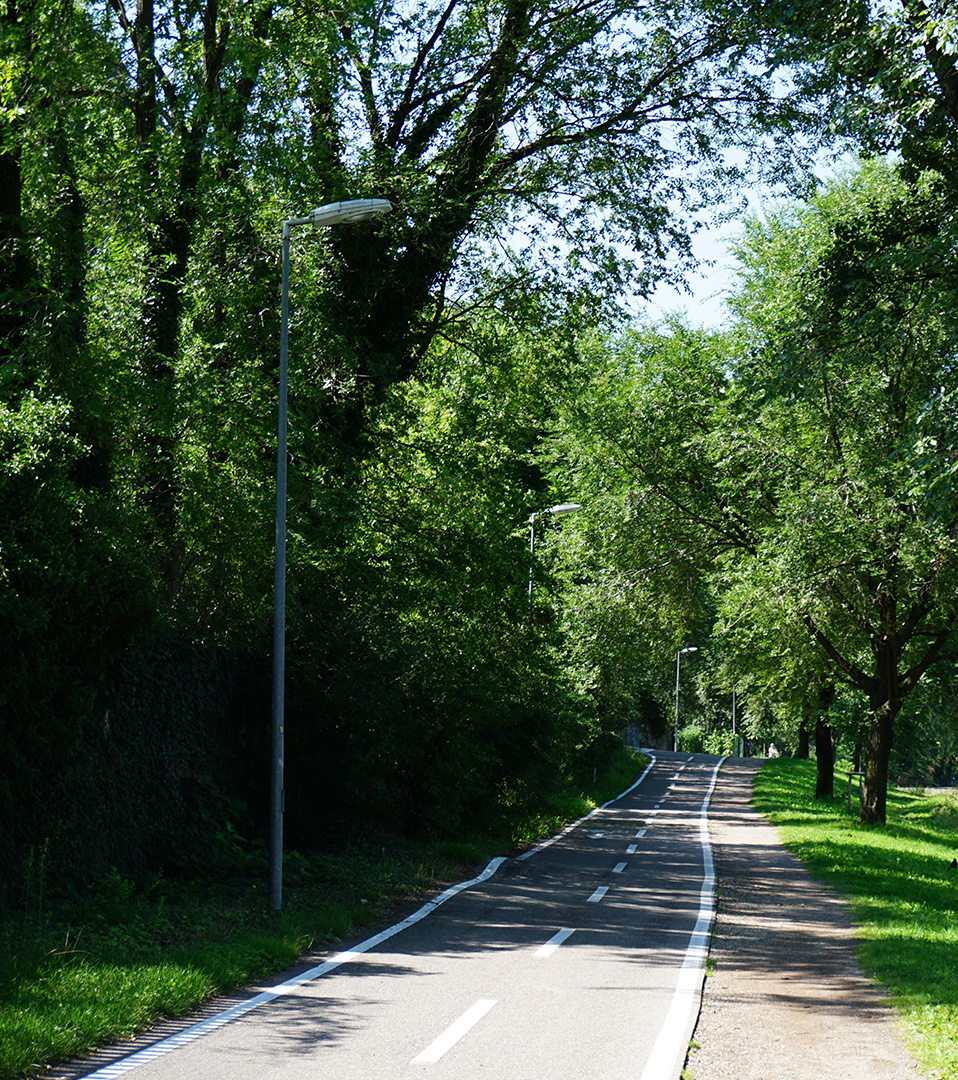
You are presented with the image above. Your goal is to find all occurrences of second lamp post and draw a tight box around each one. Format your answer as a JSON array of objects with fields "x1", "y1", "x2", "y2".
[
  {"x1": 674, "y1": 646, "x2": 699, "y2": 753},
  {"x1": 528, "y1": 503, "x2": 581, "y2": 603}
]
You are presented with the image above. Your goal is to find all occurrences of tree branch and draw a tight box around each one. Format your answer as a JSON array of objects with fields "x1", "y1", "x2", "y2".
[
  {"x1": 335, "y1": 12, "x2": 384, "y2": 145},
  {"x1": 901, "y1": 618, "x2": 958, "y2": 697},
  {"x1": 801, "y1": 613, "x2": 870, "y2": 691},
  {"x1": 385, "y1": 0, "x2": 462, "y2": 150}
]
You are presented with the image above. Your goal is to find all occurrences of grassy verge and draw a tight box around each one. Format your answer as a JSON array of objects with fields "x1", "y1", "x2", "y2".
[
  {"x1": 0, "y1": 749, "x2": 647, "y2": 1079},
  {"x1": 753, "y1": 758, "x2": 958, "y2": 1080}
]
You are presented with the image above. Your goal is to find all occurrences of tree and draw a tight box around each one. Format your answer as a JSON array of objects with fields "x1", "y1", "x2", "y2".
[
  {"x1": 727, "y1": 161, "x2": 958, "y2": 822},
  {"x1": 1, "y1": 0, "x2": 833, "y2": 606},
  {"x1": 740, "y1": 0, "x2": 958, "y2": 173},
  {"x1": 551, "y1": 160, "x2": 958, "y2": 823}
]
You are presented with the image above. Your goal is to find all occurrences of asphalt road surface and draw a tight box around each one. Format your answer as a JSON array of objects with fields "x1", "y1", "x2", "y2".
[{"x1": 79, "y1": 751, "x2": 724, "y2": 1080}]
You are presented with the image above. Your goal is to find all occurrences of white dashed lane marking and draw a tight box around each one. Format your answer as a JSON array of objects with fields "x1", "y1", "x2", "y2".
[{"x1": 412, "y1": 999, "x2": 498, "y2": 1064}]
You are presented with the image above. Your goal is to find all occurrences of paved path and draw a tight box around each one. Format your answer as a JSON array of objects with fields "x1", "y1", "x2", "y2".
[
  {"x1": 51, "y1": 756, "x2": 925, "y2": 1080},
  {"x1": 688, "y1": 758, "x2": 925, "y2": 1080},
  {"x1": 54, "y1": 753, "x2": 721, "y2": 1080}
]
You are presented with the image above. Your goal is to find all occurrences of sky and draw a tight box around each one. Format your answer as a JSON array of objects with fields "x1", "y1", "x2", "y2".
[{"x1": 642, "y1": 219, "x2": 742, "y2": 329}]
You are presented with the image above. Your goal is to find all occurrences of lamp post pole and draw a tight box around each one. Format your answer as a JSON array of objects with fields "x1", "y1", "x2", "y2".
[
  {"x1": 528, "y1": 503, "x2": 581, "y2": 603},
  {"x1": 674, "y1": 646, "x2": 698, "y2": 753},
  {"x1": 270, "y1": 199, "x2": 392, "y2": 914}
]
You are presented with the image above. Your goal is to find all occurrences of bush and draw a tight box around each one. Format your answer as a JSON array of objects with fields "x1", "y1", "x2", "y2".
[
  {"x1": 704, "y1": 729, "x2": 736, "y2": 756},
  {"x1": 678, "y1": 725, "x2": 704, "y2": 753}
]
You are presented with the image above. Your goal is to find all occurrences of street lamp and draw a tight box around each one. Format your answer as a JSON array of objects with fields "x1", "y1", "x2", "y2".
[
  {"x1": 271, "y1": 198, "x2": 392, "y2": 913},
  {"x1": 674, "y1": 646, "x2": 699, "y2": 753},
  {"x1": 528, "y1": 503, "x2": 581, "y2": 603}
]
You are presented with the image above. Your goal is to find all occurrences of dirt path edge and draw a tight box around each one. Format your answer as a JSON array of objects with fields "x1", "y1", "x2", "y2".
[{"x1": 686, "y1": 758, "x2": 926, "y2": 1080}]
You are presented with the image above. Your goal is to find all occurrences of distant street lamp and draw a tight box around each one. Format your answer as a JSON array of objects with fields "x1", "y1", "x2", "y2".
[
  {"x1": 674, "y1": 646, "x2": 699, "y2": 753},
  {"x1": 528, "y1": 503, "x2": 581, "y2": 603},
  {"x1": 271, "y1": 199, "x2": 392, "y2": 913}
]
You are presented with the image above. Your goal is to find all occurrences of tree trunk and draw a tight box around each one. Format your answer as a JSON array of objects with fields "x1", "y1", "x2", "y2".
[
  {"x1": 796, "y1": 718, "x2": 809, "y2": 758},
  {"x1": 814, "y1": 716, "x2": 834, "y2": 799},
  {"x1": 861, "y1": 696, "x2": 898, "y2": 824},
  {"x1": 860, "y1": 636, "x2": 901, "y2": 824},
  {"x1": 813, "y1": 684, "x2": 835, "y2": 799}
]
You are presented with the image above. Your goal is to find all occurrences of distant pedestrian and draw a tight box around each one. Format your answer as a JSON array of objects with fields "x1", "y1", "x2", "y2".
[{"x1": 768, "y1": 743, "x2": 779, "y2": 758}]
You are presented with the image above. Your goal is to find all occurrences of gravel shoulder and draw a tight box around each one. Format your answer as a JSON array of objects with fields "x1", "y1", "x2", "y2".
[{"x1": 688, "y1": 758, "x2": 926, "y2": 1080}]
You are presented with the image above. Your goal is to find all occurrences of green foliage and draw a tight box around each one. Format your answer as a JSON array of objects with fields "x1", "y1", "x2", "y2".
[
  {"x1": 739, "y1": 0, "x2": 958, "y2": 182},
  {"x1": 753, "y1": 758, "x2": 958, "y2": 1078},
  {"x1": 550, "y1": 158, "x2": 958, "y2": 818},
  {"x1": 5, "y1": 0, "x2": 955, "y2": 989},
  {"x1": 679, "y1": 726, "x2": 706, "y2": 754},
  {"x1": 704, "y1": 728, "x2": 737, "y2": 756},
  {"x1": 6, "y1": 0, "x2": 813, "y2": 888}
]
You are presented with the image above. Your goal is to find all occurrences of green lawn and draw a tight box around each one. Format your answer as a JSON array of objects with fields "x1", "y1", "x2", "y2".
[{"x1": 753, "y1": 758, "x2": 958, "y2": 1080}]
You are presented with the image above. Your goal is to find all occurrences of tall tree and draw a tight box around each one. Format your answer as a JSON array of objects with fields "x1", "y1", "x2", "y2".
[
  {"x1": 552, "y1": 161, "x2": 958, "y2": 823},
  {"x1": 281, "y1": 0, "x2": 825, "y2": 442},
  {"x1": 727, "y1": 161, "x2": 958, "y2": 822}
]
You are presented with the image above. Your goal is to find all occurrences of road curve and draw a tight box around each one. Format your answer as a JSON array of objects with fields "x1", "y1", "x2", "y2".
[{"x1": 70, "y1": 751, "x2": 725, "y2": 1080}]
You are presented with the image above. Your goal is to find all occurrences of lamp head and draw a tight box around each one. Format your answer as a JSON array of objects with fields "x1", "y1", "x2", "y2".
[{"x1": 307, "y1": 199, "x2": 393, "y2": 227}]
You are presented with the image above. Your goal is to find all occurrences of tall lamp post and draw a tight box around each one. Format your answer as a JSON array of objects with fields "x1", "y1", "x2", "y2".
[
  {"x1": 674, "y1": 646, "x2": 699, "y2": 753},
  {"x1": 528, "y1": 503, "x2": 581, "y2": 603},
  {"x1": 271, "y1": 198, "x2": 392, "y2": 913}
]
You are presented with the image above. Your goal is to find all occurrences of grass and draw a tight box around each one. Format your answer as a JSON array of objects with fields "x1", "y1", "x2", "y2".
[
  {"x1": 753, "y1": 758, "x2": 958, "y2": 1080},
  {"x1": 0, "y1": 749, "x2": 648, "y2": 1079}
]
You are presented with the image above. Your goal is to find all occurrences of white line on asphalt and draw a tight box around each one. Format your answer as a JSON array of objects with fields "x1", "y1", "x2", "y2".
[
  {"x1": 534, "y1": 927, "x2": 576, "y2": 958},
  {"x1": 412, "y1": 999, "x2": 497, "y2": 1063},
  {"x1": 612, "y1": 861, "x2": 627, "y2": 873},
  {"x1": 626, "y1": 844, "x2": 637, "y2": 854},
  {"x1": 635, "y1": 827, "x2": 648, "y2": 837},
  {"x1": 638, "y1": 756, "x2": 726, "y2": 1080},
  {"x1": 517, "y1": 754, "x2": 656, "y2": 861},
  {"x1": 79, "y1": 754, "x2": 662, "y2": 1078},
  {"x1": 587, "y1": 885, "x2": 609, "y2": 903},
  {"x1": 78, "y1": 858, "x2": 508, "y2": 1079}
]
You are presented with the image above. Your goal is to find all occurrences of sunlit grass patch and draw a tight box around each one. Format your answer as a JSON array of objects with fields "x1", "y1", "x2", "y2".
[{"x1": 753, "y1": 758, "x2": 958, "y2": 1080}]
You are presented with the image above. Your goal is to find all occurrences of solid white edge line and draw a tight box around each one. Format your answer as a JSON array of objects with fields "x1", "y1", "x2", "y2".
[
  {"x1": 516, "y1": 752, "x2": 658, "y2": 862},
  {"x1": 637, "y1": 755, "x2": 726, "y2": 1080},
  {"x1": 80, "y1": 857, "x2": 508, "y2": 1079},
  {"x1": 412, "y1": 998, "x2": 497, "y2": 1064},
  {"x1": 76, "y1": 751, "x2": 665, "y2": 1078},
  {"x1": 534, "y1": 927, "x2": 576, "y2": 958}
]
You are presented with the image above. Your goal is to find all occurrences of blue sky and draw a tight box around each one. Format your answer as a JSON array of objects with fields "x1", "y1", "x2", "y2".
[{"x1": 642, "y1": 216, "x2": 743, "y2": 330}]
